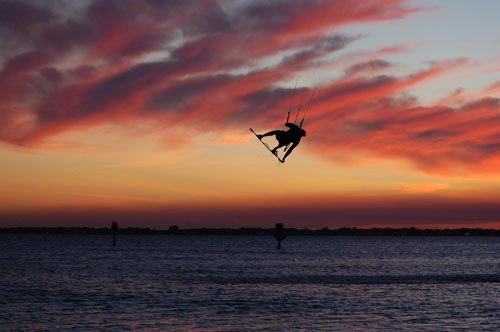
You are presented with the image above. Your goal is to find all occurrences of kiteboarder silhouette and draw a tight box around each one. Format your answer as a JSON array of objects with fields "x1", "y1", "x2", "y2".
[
  {"x1": 250, "y1": 1, "x2": 347, "y2": 164},
  {"x1": 251, "y1": 122, "x2": 306, "y2": 163}
]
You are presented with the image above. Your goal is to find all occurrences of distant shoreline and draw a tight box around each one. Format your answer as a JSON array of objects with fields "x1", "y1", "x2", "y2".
[{"x1": 1, "y1": 227, "x2": 499, "y2": 236}]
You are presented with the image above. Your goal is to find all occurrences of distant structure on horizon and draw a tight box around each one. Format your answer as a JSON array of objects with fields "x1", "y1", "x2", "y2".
[
  {"x1": 273, "y1": 223, "x2": 287, "y2": 249},
  {"x1": 112, "y1": 221, "x2": 118, "y2": 246}
]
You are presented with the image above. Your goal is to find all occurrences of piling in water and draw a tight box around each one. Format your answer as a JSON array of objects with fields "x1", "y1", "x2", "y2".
[
  {"x1": 273, "y1": 223, "x2": 286, "y2": 249},
  {"x1": 112, "y1": 221, "x2": 118, "y2": 246}
]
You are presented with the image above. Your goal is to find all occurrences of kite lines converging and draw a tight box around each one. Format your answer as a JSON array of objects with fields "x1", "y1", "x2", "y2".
[{"x1": 251, "y1": 0, "x2": 348, "y2": 163}]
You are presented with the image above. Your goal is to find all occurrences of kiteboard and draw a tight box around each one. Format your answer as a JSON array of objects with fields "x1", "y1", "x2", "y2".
[{"x1": 250, "y1": 128, "x2": 284, "y2": 163}]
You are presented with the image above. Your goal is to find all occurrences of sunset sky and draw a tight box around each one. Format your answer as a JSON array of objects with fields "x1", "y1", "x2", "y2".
[{"x1": 0, "y1": 0, "x2": 499, "y2": 228}]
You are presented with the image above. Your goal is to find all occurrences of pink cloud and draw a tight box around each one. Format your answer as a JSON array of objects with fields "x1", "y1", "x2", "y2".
[
  {"x1": 345, "y1": 59, "x2": 392, "y2": 75},
  {"x1": 1, "y1": 1, "x2": 498, "y2": 176}
]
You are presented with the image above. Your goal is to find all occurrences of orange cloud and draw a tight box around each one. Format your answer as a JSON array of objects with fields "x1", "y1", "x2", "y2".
[{"x1": 1, "y1": 0, "x2": 498, "y2": 178}]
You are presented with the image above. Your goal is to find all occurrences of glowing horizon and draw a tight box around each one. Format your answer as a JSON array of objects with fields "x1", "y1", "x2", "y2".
[{"x1": 0, "y1": 0, "x2": 499, "y2": 228}]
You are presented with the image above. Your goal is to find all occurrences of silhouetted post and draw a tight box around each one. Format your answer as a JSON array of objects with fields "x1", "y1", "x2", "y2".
[
  {"x1": 273, "y1": 223, "x2": 286, "y2": 249},
  {"x1": 112, "y1": 221, "x2": 118, "y2": 246}
]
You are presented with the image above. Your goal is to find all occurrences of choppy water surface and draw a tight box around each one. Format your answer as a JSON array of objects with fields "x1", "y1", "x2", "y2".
[{"x1": 1, "y1": 235, "x2": 499, "y2": 331}]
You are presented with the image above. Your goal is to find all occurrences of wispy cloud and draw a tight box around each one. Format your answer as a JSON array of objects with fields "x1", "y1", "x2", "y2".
[{"x1": 0, "y1": 0, "x2": 498, "y2": 177}]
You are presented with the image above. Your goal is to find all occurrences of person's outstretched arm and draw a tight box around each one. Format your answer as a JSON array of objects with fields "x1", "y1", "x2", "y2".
[{"x1": 259, "y1": 130, "x2": 281, "y2": 138}]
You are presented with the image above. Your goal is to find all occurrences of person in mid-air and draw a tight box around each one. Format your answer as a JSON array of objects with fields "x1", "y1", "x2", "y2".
[{"x1": 257, "y1": 122, "x2": 306, "y2": 162}]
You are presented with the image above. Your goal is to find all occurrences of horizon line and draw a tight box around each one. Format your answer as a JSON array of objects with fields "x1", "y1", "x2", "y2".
[{"x1": 2, "y1": 226, "x2": 499, "y2": 236}]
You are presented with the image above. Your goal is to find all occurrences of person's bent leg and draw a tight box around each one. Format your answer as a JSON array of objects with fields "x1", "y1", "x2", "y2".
[
  {"x1": 271, "y1": 142, "x2": 288, "y2": 155},
  {"x1": 282, "y1": 143, "x2": 297, "y2": 161}
]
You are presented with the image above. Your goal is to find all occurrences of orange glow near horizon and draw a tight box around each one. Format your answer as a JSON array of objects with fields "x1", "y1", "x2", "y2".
[
  {"x1": 0, "y1": 1, "x2": 499, "y2": 228},
  {"x1": 1, "y1": 127, "x2": 500, "y2": 228}
]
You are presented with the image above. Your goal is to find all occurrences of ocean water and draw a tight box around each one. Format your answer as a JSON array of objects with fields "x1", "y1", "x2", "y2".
[{"x1": 0, "y1": 235, "x2": 498, "y2": 331}]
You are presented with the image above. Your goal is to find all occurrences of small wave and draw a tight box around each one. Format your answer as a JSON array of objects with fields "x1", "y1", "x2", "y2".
[{"x1": 207, "y1": 274, "x2": 499, "y2": 285}]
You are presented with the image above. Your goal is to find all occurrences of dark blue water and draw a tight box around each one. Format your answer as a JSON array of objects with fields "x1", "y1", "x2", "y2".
[{"x1": 1, "y1": 235, "x2": 499, "y2": 330}]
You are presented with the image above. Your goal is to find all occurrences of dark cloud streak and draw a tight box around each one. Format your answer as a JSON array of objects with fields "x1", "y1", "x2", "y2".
[
  {"x1": 0, "y1": 0, "x2": 498, "y2": 175},
  {"x1": 1, "y1": 197, "x2": 499, "y2": 228}
]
